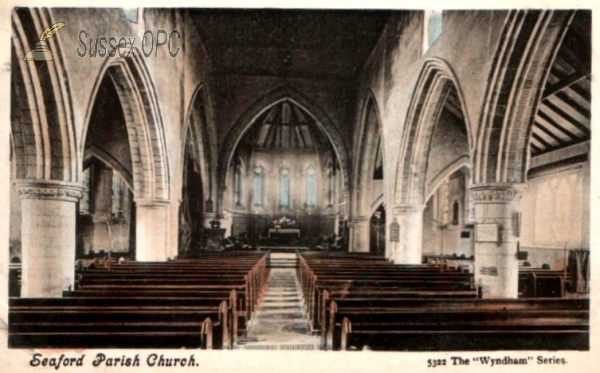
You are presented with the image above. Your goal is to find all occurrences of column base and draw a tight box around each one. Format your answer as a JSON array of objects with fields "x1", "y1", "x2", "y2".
[
  {"x1": 136, "y1": 199, "x2": 171, "y2": 261},
  {"x1": 350, "y1": 217, "x2": 370, "y2": 252},
  {"x1": 390, "y1": 205, "x2": 423, "y2": 264}
]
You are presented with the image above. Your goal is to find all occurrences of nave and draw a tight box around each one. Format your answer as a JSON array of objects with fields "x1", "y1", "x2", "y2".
[{"x1": 4, "y1": 8, "x2": 592, "y2": 353}]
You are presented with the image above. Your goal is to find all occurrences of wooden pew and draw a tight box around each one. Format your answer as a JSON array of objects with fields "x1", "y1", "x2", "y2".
[
  {"x1": 297, "y1": 253, "x2": 476, "y2": 330},
  {"x1": 63, "y1": 289, "x2": 243, "y2": 343},
  {"x1": 298, "y1": 257, "x2": 473, "y2": 322},
  {"x1": 315, "y1": 288, "x2": 478, "y2": 336},
  {"x1": 10, "y1": 251, "x2": 271, "y2": 349},
  {"x1": 518, "y1": 269, "x2": 567, "y2": 297},
  {"x1": 9, "y1": 298, "x2": 229, "y2": 349},
  {"x1": 324, "y1": 298, "x2": 588, "y2": 351},
  {"x1": 76, "y1": 252, "x2": 270, "y2": 323}
]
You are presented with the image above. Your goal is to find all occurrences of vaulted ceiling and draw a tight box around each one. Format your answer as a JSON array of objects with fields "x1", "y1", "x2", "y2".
[
  {"x1": 190, "y1": 9, "x2": 392, "y2": 80},
  {"x1": 530, "y1": 10, "x2": 591, "y2": 156}
]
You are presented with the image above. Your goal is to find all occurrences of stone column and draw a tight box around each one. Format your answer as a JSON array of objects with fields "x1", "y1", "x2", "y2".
[
  {"x1": 391, "y1": 204, "x2": 423, "y2": 264},
  {"x1": 90, "y1": 165, "x2": 113, "y2": 253},
  {"x1": 135, "y1": 199, "x2": 171, "y2": 261},
  {"x1": 470, "y1": 183, "x2": 525, "y2": 299},
  {"x1": 350, "y1": 216, "x2": 370, "y2": 252},
  {"x1": 166, "y1": 200, "x2": 181, "y2": 259},
  {"x1": 17, "y1": 181, "x2": 83, "y2": 298}
]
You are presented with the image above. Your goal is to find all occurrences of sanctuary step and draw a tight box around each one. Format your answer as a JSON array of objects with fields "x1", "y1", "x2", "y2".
[
  {"x1": 268, "y1": 253, "x2": 298, "y2": 269},
  {"x1": 238, "y1": 264, "x2": 319, "y2": 349},
  {"x1": 258, "y1": 246, "x2": 309, "y2": 253}
]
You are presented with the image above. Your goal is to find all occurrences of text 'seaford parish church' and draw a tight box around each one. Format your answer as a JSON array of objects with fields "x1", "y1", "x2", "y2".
[{"x1": 3, "y1": 8, "x2": 591, "y2": 352}]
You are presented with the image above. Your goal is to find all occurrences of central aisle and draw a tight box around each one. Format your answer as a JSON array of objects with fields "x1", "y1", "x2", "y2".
[{"x1": 239, "y1": 253, "x2": 320, "y2": 350}]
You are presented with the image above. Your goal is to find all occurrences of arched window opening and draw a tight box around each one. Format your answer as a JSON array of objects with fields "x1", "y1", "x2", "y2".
[
  {"x1": 252, "y1": 166, "x2": 263, "y2": 206},
  {"x1": 373, "y1": 138, "x2": 383, "y2": 180},
  {"x1": 280, "y1": 168, "x2": 290, "y2": 208},
  {"x1": 306, "y1": 166, "x2": 316, "y2": 208}
]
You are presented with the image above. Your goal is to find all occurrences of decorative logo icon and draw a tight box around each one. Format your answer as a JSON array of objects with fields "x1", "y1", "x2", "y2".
[{"x1": 24, "y1": 22, "x2": 66, "y2": 61}]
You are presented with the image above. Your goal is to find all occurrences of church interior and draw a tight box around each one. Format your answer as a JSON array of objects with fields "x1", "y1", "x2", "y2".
[{"x1": 3, "y1": 8, "x2": 591, "y2": 351}]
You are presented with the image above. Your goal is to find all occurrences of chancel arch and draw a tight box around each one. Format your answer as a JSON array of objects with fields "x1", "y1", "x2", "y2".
[
  {"x1": 218, "y1": 85, "x2": 350, "y2": 205},
  {"x1": 222, "y1": 98, "x2": 343, "y2": 249}
]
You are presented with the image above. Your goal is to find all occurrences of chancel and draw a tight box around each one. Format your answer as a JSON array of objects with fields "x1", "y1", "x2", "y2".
[{"x1": 4, "y1": 8, "x2": 591, "y2": 351}]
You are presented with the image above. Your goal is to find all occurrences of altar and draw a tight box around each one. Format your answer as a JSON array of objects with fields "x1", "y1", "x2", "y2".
[{"x1": 268, "y1": 228, "x2": 301, "y2": 239}]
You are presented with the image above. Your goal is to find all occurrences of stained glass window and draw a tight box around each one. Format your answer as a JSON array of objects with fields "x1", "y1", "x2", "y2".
[{"x1": 280, "y1": 168, "x2": 290, "y2": 208}]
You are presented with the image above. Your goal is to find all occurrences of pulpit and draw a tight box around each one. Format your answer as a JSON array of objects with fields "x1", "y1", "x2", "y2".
[{"x1": 203, "y1": 221, "x2": 226, "y2": 250}]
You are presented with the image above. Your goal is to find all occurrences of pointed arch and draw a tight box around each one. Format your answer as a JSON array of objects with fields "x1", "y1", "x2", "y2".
[
  {"x1": 180, "y1": 84, "x2": 217, "y2": 207},
  {"x1": 424, "y1": 156, "x2": 471, "y2": 203},
  {"x1": 474, "y1": 10, "x2": 574, "y2": 184},
  {"x1": 11, "y1": 8, "x2": 76, "y2": 182},
  {"x1": 218, "y1": 85, "x2": 350, "y2": 208},
  {"x1": 353, "y1": 91, "x2": 385, "y2": 216},
  {"x1": 394, "y1": 58, "x2": 472, "y2": 207},
  {"x1": 81, "y1": 49, "x2": 170, "y2": 202}
]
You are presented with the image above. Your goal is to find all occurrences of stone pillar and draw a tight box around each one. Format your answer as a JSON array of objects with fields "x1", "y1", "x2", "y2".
[
  {"x1": 135, "y1": 199, "x2": 171, "y2": 261},
  {"x1": 350, "y1": 216, "x2": 370, "y2": 252},
  {"x1": 90, "y1": 165, "x2": 113, "y2": 253},
  {"x1": 1, "y1": 148, "x2": 11, "y2": 324},
  {"x1": 470, "y1": 183, "x2": 525, "y2": 299},
  {"x1": 391, "y1": 204, "x2": 423, "y2": 264},
  {"x1": 166, "y1": 200, "x2": 180, "y2": 259},
  {"x1": 17, "y1": 181, "x2": 83, "y2": 298}
]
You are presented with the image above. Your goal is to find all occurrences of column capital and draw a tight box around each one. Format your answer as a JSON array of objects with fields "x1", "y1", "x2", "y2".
[
  {"x1": 392, "y1": 204, "x2": 422, "y2": 216},
  {"x1": 16, "y1": 180, "x2": 83, "y2": 202},
  {"x1": 469, "y1": 183, "x2": 526, "y2": 203}
]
